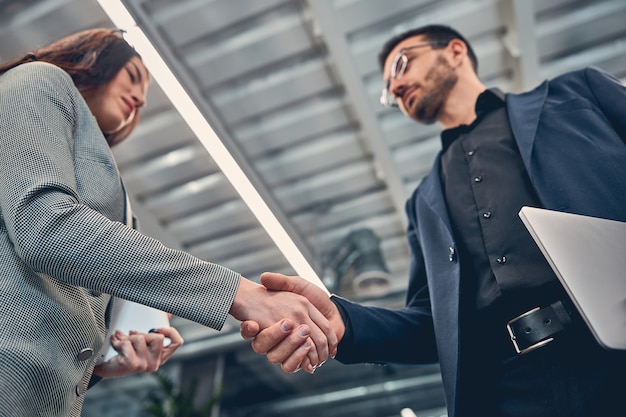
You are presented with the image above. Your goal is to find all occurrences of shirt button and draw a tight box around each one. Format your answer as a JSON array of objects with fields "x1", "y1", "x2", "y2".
[
  {"x1": 482, "y1": 211, "x2": 492, "y2": 218},
  {"x1": 77, "y1": 348, "x2": 94, "y2": 361},
  {"x1": 448, "y1": 247, "x2": 457, "y2": 262},
  {"x1": 467, "y1": 150, "x2": 475, "y2": 156},
  {"x1": 496, "y1": 256, "x2": 507, "y2": 264},
  {"x1": 474, "y1": 176, "x2": 483, "y2": 182}
]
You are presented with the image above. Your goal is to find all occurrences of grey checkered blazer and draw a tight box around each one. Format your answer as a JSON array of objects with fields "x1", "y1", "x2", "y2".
[{"x1": 0, "y1": 62, "x2": 241, "y2": 416}]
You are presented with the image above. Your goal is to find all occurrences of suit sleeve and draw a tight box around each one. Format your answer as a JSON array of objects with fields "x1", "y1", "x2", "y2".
[{"x1": 332, "y1": 195, "x2": 438, "y2": 365}]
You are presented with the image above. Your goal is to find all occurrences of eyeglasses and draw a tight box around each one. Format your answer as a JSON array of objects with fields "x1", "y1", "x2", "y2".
[{"x1": 379, "y1": 41, "x2": 448, "y2": 108}]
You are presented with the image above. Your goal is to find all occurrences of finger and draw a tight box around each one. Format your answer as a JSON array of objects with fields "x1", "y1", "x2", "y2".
[
  {"x1": 280, "y1": 340, "x2": 312, "y2": 374},
  {"x1": 301, "y1": 306, "x2": 330, "y2": 365},
  {"x1": 109, "y1": 330, "x2": 139, "y2": 365},
  {"x1": 127, "y1": 330, "x2": 151, "y2": 356},
  {"x1": 300, "y1": 356, "x2": 315, "y2": 375},
  {"x1": 154, "y1": 326, "x2": 184, "y2": 347},
  {"x1": 264, "y1": 324, "x2": 311, "y2": 363},
  {"x1": 128, "y1": 331, "x2": 161, "y2": 372},
  {"x1": 305, "y1": 329, "x2": 320, "y2": 366},
  {"x1": 151, "y1": 327, "x2": 184, "y2": 363},
  {"x1": 251, "y1": 319, "x2": 296, "y2": 354},
  {"x1": 98, "y1": 331, "x2": 158, "y2": 378},
  {"x1": 304, "y1": 337, "x2": 319, "y2": 373},
  {"x1": 240, "y1": 320, "x2": 261, "y2": 340},
  {"x1": 142, "y1": 331, "x2": 167, "y2": 359}
]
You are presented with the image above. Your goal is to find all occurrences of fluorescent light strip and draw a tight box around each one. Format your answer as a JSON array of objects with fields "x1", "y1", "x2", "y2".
[{"x1": 97, "y1": 0, "x2": 328, "y2": 294}]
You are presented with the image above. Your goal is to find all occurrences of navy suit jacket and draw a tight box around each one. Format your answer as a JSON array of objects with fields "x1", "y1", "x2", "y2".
[{"x1": 332, "y1": 67, "x2": 626, "y2": 417}]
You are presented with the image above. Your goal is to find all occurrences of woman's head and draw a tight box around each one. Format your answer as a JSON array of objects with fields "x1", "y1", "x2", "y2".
[{"x1": 0, "y1": 28, "x2": 149, "y2": 145}]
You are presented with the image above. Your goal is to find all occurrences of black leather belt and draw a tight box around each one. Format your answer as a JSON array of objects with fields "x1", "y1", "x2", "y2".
[{"x1": 506, "y1": 300, "x2": 573, "y2": 354}]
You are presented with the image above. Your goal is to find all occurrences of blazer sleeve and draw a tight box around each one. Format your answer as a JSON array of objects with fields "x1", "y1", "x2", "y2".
[
  {"x1": 0, "y1": 62, "x2": 240, "y2": 330},
  {"x1": 332, "y1": 195, "x2": 438, "y2": 365}
]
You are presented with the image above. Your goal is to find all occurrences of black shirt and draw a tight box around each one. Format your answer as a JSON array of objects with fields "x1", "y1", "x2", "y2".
[{"x1": 439, "y1": 88, "x2": 561, "y2": 313}]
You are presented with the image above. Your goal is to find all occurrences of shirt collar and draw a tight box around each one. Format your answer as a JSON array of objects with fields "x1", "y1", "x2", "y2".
[{"x1": 441, "y1": 88, "x2": 506, "y2": 151}]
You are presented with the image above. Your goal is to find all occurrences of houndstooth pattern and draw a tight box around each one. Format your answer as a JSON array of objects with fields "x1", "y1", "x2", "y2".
[{"x1": 0, "y1": 62, "x2": 241, "y2": 416}]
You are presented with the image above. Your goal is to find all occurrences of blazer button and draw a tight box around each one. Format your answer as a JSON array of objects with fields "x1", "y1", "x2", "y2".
[
  {"x1": 76, "y1": 383, "x2": 86, "y2": 396},
  {"x1": 448, "y1": 247, "x2": 457, "y2": 262},
  {"x1": 90, "y1": 290, "x2": 102, "y2": 297},
  {"x1": 77, "y1": 348, "x2": 94, "y2": 361}
]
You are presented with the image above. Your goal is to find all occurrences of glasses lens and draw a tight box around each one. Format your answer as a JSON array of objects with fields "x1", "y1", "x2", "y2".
[
  {"x1": 380, "y1": 87, "x2": 390, "y2": 107},
  {"x1": 390, "y1": 53, "x2": 405, "y2": 79},
  {"x1": 379, "y1": 86, "x2": 397, "y2": 108}
]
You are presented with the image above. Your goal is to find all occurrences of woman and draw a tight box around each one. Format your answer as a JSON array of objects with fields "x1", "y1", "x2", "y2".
[{"x1": 0, "y1": 28, "x2": 335, "y2": 416}]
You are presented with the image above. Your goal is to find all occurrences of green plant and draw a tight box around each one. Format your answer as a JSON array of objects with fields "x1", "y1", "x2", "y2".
[{"x1": 143, "y1": 371, "x2": 221, "y2": 417}]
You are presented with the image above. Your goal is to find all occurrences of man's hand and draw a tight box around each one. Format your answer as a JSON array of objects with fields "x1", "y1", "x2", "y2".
[
  {"x1": 93, "y1": 327, "x2": 184, "y2": 378},
  {"x1": 241, "y1": 319, "x2": 318, "y2": 373},
  {"x1": 240, "y1": 272, "x2": 345, "y2": 373},
  {"x1": 229, "y1": 275, "x2": 338, "y2": 372}
]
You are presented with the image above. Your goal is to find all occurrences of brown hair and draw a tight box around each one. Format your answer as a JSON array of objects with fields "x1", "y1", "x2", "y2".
[{"x1": 0, "y1": 28, "x2": 146, "y2": 146}]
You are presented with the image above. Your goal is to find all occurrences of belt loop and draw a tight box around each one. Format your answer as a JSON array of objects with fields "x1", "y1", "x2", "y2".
[
  {"x1": 506, "y1": 301, "x2": 573, "y2": 355},
  {"x1": 550, "y1": 300, "x2": 572, "y2": 327}
]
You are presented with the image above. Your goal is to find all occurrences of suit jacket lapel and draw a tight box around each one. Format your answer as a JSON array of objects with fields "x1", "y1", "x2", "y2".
[
  {"x1": 419, "y1": 154, "x2": 455, "y2": 235},
  {"x1": 506, "y1": 80, "x2": 549, "y2": 172},
  {"x1": 415, "y1": 156, "x2": 462, "y2": 415}
]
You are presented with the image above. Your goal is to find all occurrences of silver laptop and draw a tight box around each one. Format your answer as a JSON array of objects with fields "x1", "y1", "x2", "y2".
[{"x1": 519, "y1": 206, "x2": 626, "y2": 350}]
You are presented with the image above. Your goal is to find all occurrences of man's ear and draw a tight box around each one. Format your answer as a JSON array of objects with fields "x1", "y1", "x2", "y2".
[{"x1": 447, "y1": 38, "x2": 467, "y2": 68}]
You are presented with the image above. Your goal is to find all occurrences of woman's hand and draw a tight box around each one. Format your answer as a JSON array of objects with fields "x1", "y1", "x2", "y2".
[{"x1": 93, "y1": 326, "x2": 184, "y2": 378}]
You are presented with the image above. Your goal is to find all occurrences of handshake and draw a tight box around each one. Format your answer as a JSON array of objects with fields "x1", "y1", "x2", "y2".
[{"x1": 229, "y1": 272, "x2": 346, "y2": 374}]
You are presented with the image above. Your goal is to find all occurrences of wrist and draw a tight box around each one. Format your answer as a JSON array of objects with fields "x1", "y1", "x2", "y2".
[
  {"x1": 229, "y1": 277, "x2": 259, "y2": 321},
  {"x1": 329, "y1": 295, "x2": 347, "y2": 341}
]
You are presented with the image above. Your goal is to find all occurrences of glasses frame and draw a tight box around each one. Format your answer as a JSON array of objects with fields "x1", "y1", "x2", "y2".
[{"x1": 379, "y1": 41, "x2": 448, "y2": 108}]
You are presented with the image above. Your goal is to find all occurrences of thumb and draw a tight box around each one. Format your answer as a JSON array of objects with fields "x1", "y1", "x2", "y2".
[
  {"x1": 259, "y1": 271, "x2": 298, "y2": 292},
  {"x1": 261, "y1": 272, "x2": 333, "y2": 316},
  {"x1": 261, "y1": 272, "x2": 321, "y2": 296},
  {"x1": 240, "y1": 320, "x2": 261, "y2": 340}
]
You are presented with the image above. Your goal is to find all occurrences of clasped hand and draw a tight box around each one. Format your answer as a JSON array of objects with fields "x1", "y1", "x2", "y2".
[{"x1": 237, "y1": 272, "x2": 345, "y2": 374}]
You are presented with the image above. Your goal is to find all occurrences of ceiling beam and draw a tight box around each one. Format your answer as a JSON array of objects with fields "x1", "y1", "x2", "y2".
[
  {"x1": 500, "y1": 0, "x2": 540, "y2": 91},
  {"x1": 305, "y1": 0, "x2": 408, "y2": 228},
  {"x1": 115, "y1": 0, "x2": 324, "y2": 276}
]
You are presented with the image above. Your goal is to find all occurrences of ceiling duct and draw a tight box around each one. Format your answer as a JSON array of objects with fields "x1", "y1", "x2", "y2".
[{"x1": 323, "y1": 228, "x2": 393, "y2": 298}]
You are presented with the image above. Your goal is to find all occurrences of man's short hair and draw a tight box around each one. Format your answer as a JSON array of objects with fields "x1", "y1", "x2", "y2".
[{"x1": 378, "y1": 24, "x2": 478, "y2": 74}]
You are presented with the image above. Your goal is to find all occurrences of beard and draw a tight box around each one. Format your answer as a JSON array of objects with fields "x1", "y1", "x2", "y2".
[{"x1": 404, "y1": 55, "x2": 458, "y2": 125}]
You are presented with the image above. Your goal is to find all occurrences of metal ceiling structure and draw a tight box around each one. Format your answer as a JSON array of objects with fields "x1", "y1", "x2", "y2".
[{"x1": 1, "y1": 0, "x2": 625, "y2": 416}]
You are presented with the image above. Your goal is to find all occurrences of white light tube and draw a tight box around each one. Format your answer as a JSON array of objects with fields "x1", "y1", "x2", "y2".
[{"x1": 97, "y1": 0, "x2": 328, "y2": 294}]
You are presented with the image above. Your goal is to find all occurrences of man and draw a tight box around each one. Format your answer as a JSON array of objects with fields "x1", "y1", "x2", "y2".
[{"x1": 242, "y1": 24, "x2": 626, "y2": 417}]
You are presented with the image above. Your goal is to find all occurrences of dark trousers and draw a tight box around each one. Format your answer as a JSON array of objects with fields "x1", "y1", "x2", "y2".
[
  {"x1": 459, "y1": 310, "x2": 626, "y2": 416},
  {"x1": 494, "y1": 340, "x2": 626, "y2": 417}
]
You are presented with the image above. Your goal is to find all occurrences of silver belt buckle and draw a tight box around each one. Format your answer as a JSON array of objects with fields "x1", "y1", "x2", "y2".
[{"x1": 506, "y1": 307, "x2": 555, "y2": 354}]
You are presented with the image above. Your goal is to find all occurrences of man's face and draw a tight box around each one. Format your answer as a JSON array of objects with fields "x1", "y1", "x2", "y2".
[{"x1": 383, "y1": 36, "x2": 458, "y2": 124}]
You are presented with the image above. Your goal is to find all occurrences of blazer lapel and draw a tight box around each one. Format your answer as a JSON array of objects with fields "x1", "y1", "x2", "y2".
[
  {"x1": 415, "y1": 156, "x2": 462, "y2": 415},
  {"x1": 506, "y1": 80, "x2": 549, "y2": 172},
  {"x1": 419, "y1": 154, "x2": 455, "y2": 236}
]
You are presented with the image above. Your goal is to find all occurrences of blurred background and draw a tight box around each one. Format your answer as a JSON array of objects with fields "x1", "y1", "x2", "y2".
[{"x1": 1, "y1": 0, "x2": 625, "y2": 416}]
